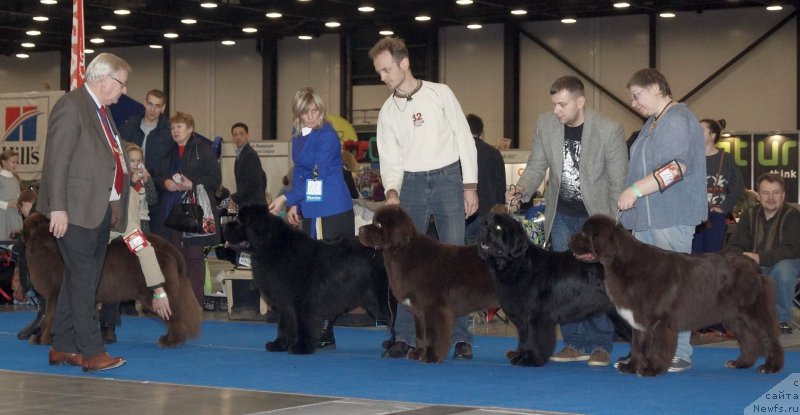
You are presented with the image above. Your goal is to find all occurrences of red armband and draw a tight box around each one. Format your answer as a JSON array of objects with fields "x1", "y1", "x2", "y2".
[{"x1": 653, "y1": 160, "x2": 684, "y2": 192}]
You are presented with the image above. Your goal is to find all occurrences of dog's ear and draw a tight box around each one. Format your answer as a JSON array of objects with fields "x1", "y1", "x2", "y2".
[
  {"x1": 387, "y1": 217, "x2": 415, "y2": 247},
  {"x1": 508, "y1": 218, "x2": 529, "y2": 257}
]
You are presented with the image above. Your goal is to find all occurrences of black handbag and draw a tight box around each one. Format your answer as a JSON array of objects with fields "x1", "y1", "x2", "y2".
[{"x1": 164, "y1": 190, "x2": 204, "y2": 233}]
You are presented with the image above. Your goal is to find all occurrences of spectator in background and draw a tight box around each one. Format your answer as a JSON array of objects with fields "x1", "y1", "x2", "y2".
[
  {"x1": 268, "y1": 87, "x2": 355, "y2": 348},
  {"x1": 157, "y1": 111, "x2": 221, "y2": 304},
  {"x1": 692, "y1": 118, "x2": 744, "y2": 254},
  {"x1": 228, "y1": 122, "x2": 267, "y2": 210},
  {"x1": 0, "y1": 150, "x2": 22, "y2": 240},
  {"x1": 724, "y1": 173, "x2": 800, "y2": 334},
  {"x1": 464, "y1": 114, "x2": 505, "y2": 245},
  {"x1": 618, "y1": 68, "x2": 707, "y2": 372},
  {"x1": 119, "y1": 89, "x2": 172, "y2": 239}
]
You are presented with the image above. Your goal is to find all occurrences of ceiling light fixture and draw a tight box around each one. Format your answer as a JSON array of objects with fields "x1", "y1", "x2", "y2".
[
  {"x1": 221, "y1": 40, "x2": 236, "y2": 45},
  {"x1": 33, "y1": 16, "x2": 49, "y2": 22},
  {"x1": 200, "y1": 2, "x2": 218, "y2": 8},
  {"x1": 467, "y1": 23, "x2": 482, "y2": 29},
  {"x1": 613, "y1": 2, "x2": 630, "y2": 8},
  {"x1": 26, "y1": 30, "x2": 42, "y2": 36},
  {"x1": 325, "y1": 21, "x2": 341, "y2": 28},
  {"x1": 766, "y1": 5, "x2": 783, "y2": 11},
  {"x1": 101, "y1": 24, "x2": 117, "y2": 30},
  {"x1": 163, "y1": 32, "x2": 179, "y2": 38},
  {"x1": 415, "y1": 15, "x2": 431, "y2": 21},
  {"x1": 90, "y1": 37, "x2": 105, "y2": 44},
  {"x1": 358, "y1": 6, "x2": 375, "y2": 12},
  {"x1": 456, "y1": 0, "x2": 473, "y2": 5},
  {"x1": 561, "y1": 18, "x2": 577, "y2": 24},
  {"x1": 510, "y1": 9, "x2": 528, "y2": 15},
  {"x1": 21, "y1": 42, "x2": 35, "y2": 48},
  {"x1": 242, "y1": 27, "x2": 258, "y2": 33},
  {"x1": 114, "y1": 9, "x2": 131, "y2": 15},
  {"x1": 84, "y1": 48, "x2": 95, "y2": 54},
  {"x1": 40, "y1": 0, "x2": 57, "y2": 4},
  {"x1": 659, "y1": 12, "x2": 676, "y2": 18},
  {"x1": 181, "y1": 18, "x2": 197, "y2": 24},
  {"x1": 379, "y1": 30, "x2": 394, "y2": 36},
  {"x1": 149, "y1": 44, "x2": 163, "y2": 49},
  {"x1": 298, "y1": 35, "x2": 313, "y2": 40},
  {"x1": 16, "y1": 53, "x2": 30, "y2": 59},
  {"x1": 266, "y1": 12, "x2": 282, "y2": 18}
]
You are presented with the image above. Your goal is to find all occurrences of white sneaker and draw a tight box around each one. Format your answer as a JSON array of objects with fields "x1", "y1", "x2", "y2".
[{"x1": 668, "y1": 357, "x2": 692, "y2": 373}]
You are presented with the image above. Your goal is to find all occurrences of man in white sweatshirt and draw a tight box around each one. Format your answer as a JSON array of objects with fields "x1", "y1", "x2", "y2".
[{"x1": 369, "y1": 37, "x2": 479, "y2": 360}]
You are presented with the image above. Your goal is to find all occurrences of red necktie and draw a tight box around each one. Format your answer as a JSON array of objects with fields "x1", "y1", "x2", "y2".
[{"x1": 99, "y1": 106, "x2": 124, "y2": 194}]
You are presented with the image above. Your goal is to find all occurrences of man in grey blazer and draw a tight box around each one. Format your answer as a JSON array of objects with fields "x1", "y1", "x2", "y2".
[
  {"x1": 509, "y1": 76, "x2": 628, "y2": 367},
  {"x1": 38, "y1": 53, "x2": 131, "y2": 372}
]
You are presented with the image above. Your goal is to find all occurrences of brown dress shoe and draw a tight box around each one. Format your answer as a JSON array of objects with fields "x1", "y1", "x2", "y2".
[
  {"x1": 81, "y1": 352, "x2": 126, "y2": 373},
  {"x1": 48, "y1": 348, "x2": 83, "y2": 366}
]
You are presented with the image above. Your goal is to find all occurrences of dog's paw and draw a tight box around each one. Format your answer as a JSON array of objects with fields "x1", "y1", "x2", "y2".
[
  {"x1": 158, "y1": 334, "x2": 185, "y2": 348},
  {"x1": 265, "y1": 340, "x2": 288, "y2": 352},
  {"x1": 510, "y1": 350, "x2": 545, "y2": 367},
  {"x1": 617, "y1": 361, "x2": 638, "y2": 374},
  {"x1": 504, "y1": 349, "x2": 519, "y2": 360},
  {"x1": 421, "y1": 349, "x2": 445, "y2": 364},
  {"x1": 288, "y1": 343, "x2": 315, "y2": 355},
  {"x1": 408, "y1": 347, "x2": 425, "y2": 361},
  {"x1": 758, "y1": 363, "x2": 783, "y2": 374},
  {"x1": 636, "y1": 366, "x2": 665, "y2": 377}
]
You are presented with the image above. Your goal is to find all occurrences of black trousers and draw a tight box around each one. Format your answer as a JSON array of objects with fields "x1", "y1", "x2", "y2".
[{"x1": 52, "y1": 206, "x2": 111, "y2": 359}]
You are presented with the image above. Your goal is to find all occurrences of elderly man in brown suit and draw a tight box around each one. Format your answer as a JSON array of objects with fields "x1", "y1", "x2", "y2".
[{"x1": 37, "y1": 53, "x2": 132, "y2": 372}]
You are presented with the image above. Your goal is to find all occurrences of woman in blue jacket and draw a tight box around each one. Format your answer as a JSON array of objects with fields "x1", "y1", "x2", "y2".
[{"x1": 269, "y1": 87, "x2": 355, "y2": 347}]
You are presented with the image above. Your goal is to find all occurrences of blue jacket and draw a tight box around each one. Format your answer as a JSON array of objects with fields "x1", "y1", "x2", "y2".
[{"x1": 285, "y1": 122, "x2": 352, "y2": 218}]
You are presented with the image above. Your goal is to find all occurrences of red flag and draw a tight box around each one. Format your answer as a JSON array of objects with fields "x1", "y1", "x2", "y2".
[{"x1": 69, "y1": 0, "x2": 85, "y2": 90}]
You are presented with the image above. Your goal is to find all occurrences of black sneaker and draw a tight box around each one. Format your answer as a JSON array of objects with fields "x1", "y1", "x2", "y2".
[
  {"x1": 382, "y1": 341, "x2": 412, "y2": 358},
  {"x1": 779, "y1": 322, "x2": 794, "y2": 334},
  {"x1": 317, "y1": 319, "x2": 336, "y2": 348}
]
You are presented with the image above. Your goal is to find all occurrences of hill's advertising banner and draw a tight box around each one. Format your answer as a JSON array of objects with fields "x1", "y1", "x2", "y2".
[
  {"x1": 0, "y1": 90, "x2": 64, "y2": 181},
  {"x1": 718, "y1": 132, "x2": 798, "y2": 203}
]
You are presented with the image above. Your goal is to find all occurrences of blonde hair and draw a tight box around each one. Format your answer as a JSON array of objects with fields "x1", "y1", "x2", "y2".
[
  {"x1": 292, "y1": 87, "x2": 327, "y2": 135},
  {"x1": 170, "y1": 111, "x2": 195, "y2": 130}
]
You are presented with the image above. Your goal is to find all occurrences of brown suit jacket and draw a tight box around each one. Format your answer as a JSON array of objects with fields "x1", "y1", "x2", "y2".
[{"x1": 38, "y1": 85, "x2": 129, "y2": 232}]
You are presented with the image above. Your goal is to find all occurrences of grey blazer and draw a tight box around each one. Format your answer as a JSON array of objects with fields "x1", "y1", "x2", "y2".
[
  {"x1": 38, "y1": 85, "x2": 129, "y2": 232},
  {"x1": 515, "y1": 107, "x2": 627, "y2": 244}
]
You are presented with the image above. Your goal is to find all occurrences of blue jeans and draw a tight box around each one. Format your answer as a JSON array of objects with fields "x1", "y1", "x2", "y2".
[
  {"x1": 691, "y1": 211, "x2": 727, "y2": 253},
  {"x1": 761, "y1": 259, "x2": 800, "y2": 323},
  {"x1": 634, "y1": 225, "x2": 695, "y2": 362},
  {"x1": 551, "y1": 212, "x2": 614, "y2": 354},
  {"x1": 393, "y1": 161, "x2": 471, "y2": 347}
]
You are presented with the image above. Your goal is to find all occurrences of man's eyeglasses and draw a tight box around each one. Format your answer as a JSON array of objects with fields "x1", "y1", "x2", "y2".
[
  {"x1": 109, "y1": 76, "x2": 127, "y2": 88},
  {"x1": 630, "y1": 89, "x2": 644, "y2": 102}
]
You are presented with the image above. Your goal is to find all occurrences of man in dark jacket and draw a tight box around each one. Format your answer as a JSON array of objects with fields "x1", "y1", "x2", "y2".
[
  {"x1": 725, "y1": 173, "x2": 800, "y2": 334},
  {"x1": 228, "y1": 122, "x2": 267, "y2": 209},
  {"x1": 118, "y1": 89, "x2": 173, "y2": 238},
  {"x1": 464, "y1": 114, "x2": 505, "y2": 244}
]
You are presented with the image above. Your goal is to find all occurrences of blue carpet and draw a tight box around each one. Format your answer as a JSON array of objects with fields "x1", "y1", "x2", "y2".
[{"x1": 0, "y1": 311, "x2": 795, "y2": 414}]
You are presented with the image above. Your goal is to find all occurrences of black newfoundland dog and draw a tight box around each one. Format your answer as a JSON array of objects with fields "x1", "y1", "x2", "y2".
[
  {"x1": 23, "y1": 212, "x2": 202, "y2": 348},
  {"x1": 569, "y1": 214, "x2": 784, "y2": 376},
  {"x1": 222, "y1": 205, "x2": 391, "y2": 354},
  {"x1": 358, "y1": 205, "x2": 498, "y2": 363},
  {"x1": 477, "y1": 211, "x2": 628, "y2": 367}
]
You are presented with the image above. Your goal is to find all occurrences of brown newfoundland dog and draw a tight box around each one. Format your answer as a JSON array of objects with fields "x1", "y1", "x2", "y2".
[
  {"x1": 568, "y1": 214, "x2": 784, "y2": 376},
  {"x1": 358, "y1": 205, "x2": 498, "y2": 363},
  {"x1": 23, "y1": 212, "x2": 202, "y2": 348}
]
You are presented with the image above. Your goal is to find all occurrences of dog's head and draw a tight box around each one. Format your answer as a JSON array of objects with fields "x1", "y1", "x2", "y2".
[
  {"x1": 222, "y1": 204, "x2": 281, "y2": 250},
  {"x1": 477, "y1": 212, "x2": 530, "y2": 266},
  {"x1": 358, "y1": 205, "x2": 415, "y2": 250},
  {"x1": 21, "y1": 212, "x2": 52, "y2": 247},
  {"x1": 568, "y1": 214, "x2": 624, "y2": 262}
]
